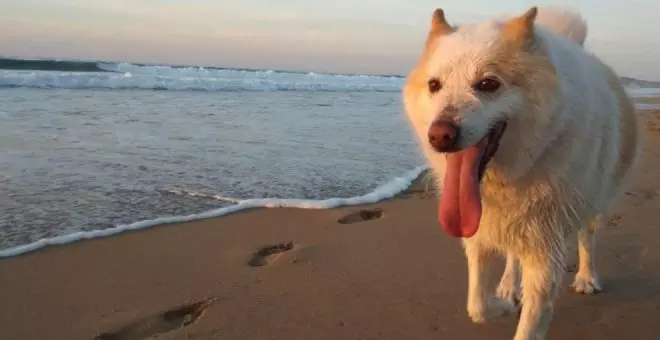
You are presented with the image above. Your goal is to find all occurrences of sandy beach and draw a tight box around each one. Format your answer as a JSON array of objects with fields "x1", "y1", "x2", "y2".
[{"x1": 2, "y1": 107, "x2": 660, "y2": 340}]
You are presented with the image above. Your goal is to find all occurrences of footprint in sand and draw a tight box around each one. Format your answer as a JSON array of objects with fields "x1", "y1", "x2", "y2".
[
  {"x1": 248, "y1": 242, "x2": 295, "y2": 267},
  {"x1": 95, "y1": 298, "x2": 215, "y2": 340},
  {"x1": 624, "y1": 189, "x2": 658, "y2": 206},
  {"x1": 400, "y1": 188, "x2": 433, "y2": 199},
  {"x1": 337, "y1": 209, "x2": 384, "y2": 224},
  {"x1": 646, "y1": 120, "x2": 660, "y2": 132},
  {"x1": 607, "y1": 214, "x2": 623, "y2": 226},
  {"x1": 564, "y1": 264, "x2": 577, "y2": 273}
]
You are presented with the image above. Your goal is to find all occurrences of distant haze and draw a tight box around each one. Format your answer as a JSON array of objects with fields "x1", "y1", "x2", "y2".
[{"x1": 2, "y1": 0, "x2": 660, "y2": 79}]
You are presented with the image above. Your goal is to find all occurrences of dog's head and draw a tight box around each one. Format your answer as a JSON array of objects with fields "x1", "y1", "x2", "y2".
[
  {"x1": 403, "y1": 7, "x2": 559, "y2": 181},
  {"x1": 402, "y1": 7, "x2": 560, "y2": 238}
]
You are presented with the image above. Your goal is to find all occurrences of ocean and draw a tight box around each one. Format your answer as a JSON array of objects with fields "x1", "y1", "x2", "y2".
[{"x1": 1, "y1": 57, "x2": 659, "y2": 257}]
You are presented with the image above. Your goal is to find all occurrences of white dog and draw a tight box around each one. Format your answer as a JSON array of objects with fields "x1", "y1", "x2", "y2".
[{"x1": 402, "y1": 6, "x2": 641, "y2": 340}]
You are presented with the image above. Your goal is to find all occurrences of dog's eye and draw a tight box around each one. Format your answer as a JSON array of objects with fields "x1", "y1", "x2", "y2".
[
  {"x1": 428, "y1": 78, "x2": 442, "y2": 94},
  {"x1": 474, "y1": 77, "x2": 501, "y2": 93}
]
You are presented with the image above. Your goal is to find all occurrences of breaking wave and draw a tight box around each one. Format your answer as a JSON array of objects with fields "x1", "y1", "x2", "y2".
[
  {"x1": 0, "y1": 57, "x2": 404, "y2": 92},
  {"x1": 0, "y1": 57, "x2": 108, "y2": 72},
  {"x1": 1, "y1": 57, "x2": 659, "y2": 94}
]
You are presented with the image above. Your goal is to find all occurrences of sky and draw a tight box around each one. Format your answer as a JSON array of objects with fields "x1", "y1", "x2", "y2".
[{"x1": 2, "y1": 0, "x2": 660, "y2": 79}]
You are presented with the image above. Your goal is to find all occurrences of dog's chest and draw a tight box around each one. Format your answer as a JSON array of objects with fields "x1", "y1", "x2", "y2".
[{"x1": 476, "y1": 179, "x2": 563, "y2": 249}]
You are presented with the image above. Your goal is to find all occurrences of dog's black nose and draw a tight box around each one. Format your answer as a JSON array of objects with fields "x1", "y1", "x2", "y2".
[{"x1": 428, "y1": 119, "x2": 459, "y2": 152}]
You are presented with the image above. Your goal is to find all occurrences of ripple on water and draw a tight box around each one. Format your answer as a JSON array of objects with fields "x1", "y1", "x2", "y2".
[{"x1": 0, "y1": 88, "x2": 423, "y2": 250}]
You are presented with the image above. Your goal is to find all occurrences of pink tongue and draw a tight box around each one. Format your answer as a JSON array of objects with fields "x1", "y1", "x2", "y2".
[{"x1": 438, "y1": 144, "x2": 485, "y2": 238}]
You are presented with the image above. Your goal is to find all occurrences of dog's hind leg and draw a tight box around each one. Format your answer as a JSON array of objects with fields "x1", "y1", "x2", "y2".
[
  {"x1": 497, "y1": 252, "x2": 521, "y2": 306},
  {"x1": 464, "y1": 241, "x2": 518, "y2": 324},
  {"x1": 572, "y1": 216, "x2": 602, "y2": 294},
  {"x1": 514, "y1": 248, "x2": 565, "y2": 340}
]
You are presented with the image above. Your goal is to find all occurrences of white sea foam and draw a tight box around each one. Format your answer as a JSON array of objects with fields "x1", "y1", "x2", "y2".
[
  {"x1": 2, "y1": 62, "x2": 659, "y2": 94},
  {"x1": 635, "y1": 103, "x2": 660, "y2": 110},
  {"x1": 626, "y1": 87, "x2": 660, "y2": 98},
  {"x1": 0, "y1": 165, "x2": 428, "y2": 258},
  {"x1": 163, "y1": 189, "x2": 242, "y2": 203},
  {"x1": 0, "y1": 67, "x2": 404, "y2": 92}
]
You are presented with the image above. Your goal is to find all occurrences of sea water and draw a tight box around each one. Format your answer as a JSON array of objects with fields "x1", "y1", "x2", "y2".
[{"x1": 1, "y1": 58, "x2": 659, "y2": 257}]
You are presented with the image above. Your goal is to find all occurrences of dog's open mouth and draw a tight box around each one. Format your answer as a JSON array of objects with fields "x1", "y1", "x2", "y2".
[
  {"x1": 477, "y1": 121, "x2": 508, "y2": 180},
  {"x1": 437, "y1": 120, "x2": 507, "y2": 238}
]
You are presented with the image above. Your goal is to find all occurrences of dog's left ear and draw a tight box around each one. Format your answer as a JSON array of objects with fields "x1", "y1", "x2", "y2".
[
  {"x1": 424, "y1": 8, "x2": 454, "y2": 46},
  {"x1": 429, "y1": 9, "x2": 454, "y2": 36},
  {"x1": 420, "y1": 9, "x2": 455, "y2": 58},
  {"x1": 501, "y1": 7, "x2": 538, "y2": 48}
]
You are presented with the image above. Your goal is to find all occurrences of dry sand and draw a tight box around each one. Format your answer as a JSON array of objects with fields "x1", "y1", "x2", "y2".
[{"x1": 2, "y1": 109, "x2": 660, "y2": 340}]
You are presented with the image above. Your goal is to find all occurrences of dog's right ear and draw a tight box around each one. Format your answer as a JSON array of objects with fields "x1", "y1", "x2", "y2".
[{"x1": 501, "y1": 7, "x2": 538, "y2": 48}]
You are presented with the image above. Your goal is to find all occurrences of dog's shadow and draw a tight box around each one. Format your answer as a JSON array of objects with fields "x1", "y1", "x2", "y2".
[
  {"x1": 550, "y1": 241, "x2": 660, "y2": 339},
  {"x1": 594, "y1": 242, "x2": 660, "y2": 302}
]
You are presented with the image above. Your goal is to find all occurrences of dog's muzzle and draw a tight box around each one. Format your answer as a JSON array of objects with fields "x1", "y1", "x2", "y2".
[{"x1": 428, "y1": 118, "x2": 460, "y2": 153}]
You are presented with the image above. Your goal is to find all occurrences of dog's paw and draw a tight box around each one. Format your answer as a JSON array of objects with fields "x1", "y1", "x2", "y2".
[
  {"x1": 572, "y1": 274, "x2": 602, "y2": 294},
  {"x1": 496, "y1": 281, "x2": 520, "y2": 306},
  {"x1": 468, "y1": 297, "x2": 519, "y2": 324}
]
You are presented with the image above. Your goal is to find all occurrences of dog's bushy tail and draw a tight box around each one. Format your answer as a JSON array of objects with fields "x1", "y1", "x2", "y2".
[{"x1": 535, "y1": 7, "x2": 588, "y2": 46}]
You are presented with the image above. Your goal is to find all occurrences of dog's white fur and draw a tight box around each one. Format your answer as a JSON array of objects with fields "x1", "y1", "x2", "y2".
[{"x1": 403, "y1": 6, "x2": 641, "y2": 340}]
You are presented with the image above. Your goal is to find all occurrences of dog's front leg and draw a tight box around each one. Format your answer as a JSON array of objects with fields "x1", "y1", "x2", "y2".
[
  {"x1": 497, "y1": 252, "x2": 521, "y2": 305},
  {"x1": 513, "y1": 250, "x2": 565, "y2": 340},
  {"x1": 464, "y1": 241, "x2": 517, "y2": 323}
]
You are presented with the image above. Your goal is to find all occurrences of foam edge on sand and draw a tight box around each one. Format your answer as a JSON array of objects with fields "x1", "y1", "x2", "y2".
[{"x1": 0, "y1": 165, "x2": 429, "y2": 258}]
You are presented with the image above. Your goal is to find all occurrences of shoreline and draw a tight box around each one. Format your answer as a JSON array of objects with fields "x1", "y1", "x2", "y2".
[{"x1": 0, "y1": 166, "x2": 429, "y2": 258}]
